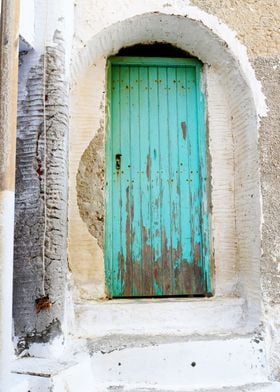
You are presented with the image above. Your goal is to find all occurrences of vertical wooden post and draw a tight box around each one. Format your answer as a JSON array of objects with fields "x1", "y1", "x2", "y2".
[{"x1": 0, "y1": 0, "x2": 20, "y2": 387}]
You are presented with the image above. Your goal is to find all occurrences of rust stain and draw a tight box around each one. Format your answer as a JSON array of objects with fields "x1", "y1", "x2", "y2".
[
  {"x1": 181, "y1": 121, "x2": 187, "y2": 140},
  {"x1": 34, "y1": 128, "x2": 44, "y2": 178},
  {"x1": 35, "y1": 295, "x2": 52, "y2": 313}
]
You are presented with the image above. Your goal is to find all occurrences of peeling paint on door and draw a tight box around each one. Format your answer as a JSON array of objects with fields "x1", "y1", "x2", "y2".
[{"x1": 105, "y1": 57, "x2": 211, "y2": 297}]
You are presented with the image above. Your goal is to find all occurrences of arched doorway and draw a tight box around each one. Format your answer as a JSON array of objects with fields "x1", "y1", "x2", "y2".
[{"x1": 70, "y1": 10, "x2": 265, "y2": 332}]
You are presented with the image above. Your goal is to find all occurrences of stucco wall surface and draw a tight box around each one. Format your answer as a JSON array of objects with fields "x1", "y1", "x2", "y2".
[
  {"x1": 191, "y1": 0, "x2": 280, "y2": 58},
  {"x1": 190, "y1": 0, "x2": 280, "y2": 379}
]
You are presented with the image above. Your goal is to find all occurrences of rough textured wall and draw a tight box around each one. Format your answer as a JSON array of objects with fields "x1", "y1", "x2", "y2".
[
  {"x1": 14, "y1": 29, "x2": 70, "y2": 347},
  {"x1": 77, "y1": 127, "x2": 105, "y2": 250},
  {"x1": 254, "y1": 58, "x2": 280, "y2": 305},
  {"x1": 254, "y1": 57, "x2": 280, "y2": 379},
  {"x1": 191, "y1": 0, "x2": 280, "y2": 378},
  {"x1": 14, "y1": 52, "x2": 47, "y2": 337},
  {"x1": 191, "y1": 0, "x2": 280, "y2": 58}
]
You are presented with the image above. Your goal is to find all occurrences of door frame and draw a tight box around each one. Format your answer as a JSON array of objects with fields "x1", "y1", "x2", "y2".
[{"x1": 105, "y1": 56, "x2": 212, "y2": 297}]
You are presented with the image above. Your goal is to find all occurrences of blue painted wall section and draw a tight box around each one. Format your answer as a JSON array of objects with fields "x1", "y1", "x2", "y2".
[{"x1": 105, "y1": 57, "x2": 211, "y2": 297}]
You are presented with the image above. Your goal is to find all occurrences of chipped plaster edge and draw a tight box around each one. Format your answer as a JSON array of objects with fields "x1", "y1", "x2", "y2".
[{"x1": 71, "y1": 5, "x2": 268, "y2": 120}]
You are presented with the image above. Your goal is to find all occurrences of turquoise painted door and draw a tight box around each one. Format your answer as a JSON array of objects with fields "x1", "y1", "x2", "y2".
[{"x1": 105, "y1": 57, "x2": 211, "y2": 297}]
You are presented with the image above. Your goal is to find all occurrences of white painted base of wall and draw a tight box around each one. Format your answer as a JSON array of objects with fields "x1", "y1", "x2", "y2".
[
  {"x1": 9, "y1": 344, "x2": 280, "y2": 392},
  {"x1": 8, "y1": 374, "x2": 29, "y2": 392},
  {"x1": 9, "y1": 378, "x2": 280, "y2": 392}
]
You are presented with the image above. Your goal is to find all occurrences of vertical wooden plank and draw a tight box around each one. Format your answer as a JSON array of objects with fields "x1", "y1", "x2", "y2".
[
  {"x1": 186, "y1": 66, "x2": 205, "y2": 293},
  {"x1": 119, "y1": 65, "x2": 133, "y2": 296},
  {"x1": 195, "y1": 64, "x2": 211, "y2": 294},
  {"x1": 158, "y1": 66, "x2": 172, "y2": 295},
  {"x1": 140, "y1": 66, "x2": 153, "y2": 296},
  {"x1": 176, "y1": 66, "x2": 192, "y2": 294},
  {"x1": 149, "y1": 67, "x2": 162, "y2": 295},
  {"x1": 129, "y1": 65, "x2": 142, "y2": 295},
  {"x1": 166, "y1": 66, "x2": 181, "y2": 295},
  {"x1": 108, "y1": 64, "x2": 123, "y2": 296},
  {"x1": 105, "y1": 63, "x2": 113, "y2": 296}
]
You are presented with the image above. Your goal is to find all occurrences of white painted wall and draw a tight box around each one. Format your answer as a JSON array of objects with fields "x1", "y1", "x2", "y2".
[
  {"x1": 19, "y1": 0, "x2": 35, "y2": 49},
  {"x1": 0, "y1": 192, "x2": 15, "y2": 390}
]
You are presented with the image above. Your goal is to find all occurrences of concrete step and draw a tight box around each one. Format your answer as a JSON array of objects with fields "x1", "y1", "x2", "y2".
[
  {"x1": 88, "y1": 335, "x2": 269, "y2": 391},
  {"x1": 74, "y1": 297, "x2": 246, "y2": 338},
  {"x1": 10, "y1": 334, "x2": 277, "y2": 391}
]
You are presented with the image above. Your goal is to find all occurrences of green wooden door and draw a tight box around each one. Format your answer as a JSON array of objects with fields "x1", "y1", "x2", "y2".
[{"x1": 105, "y1": 57, "x2": 211, "y2": 297}]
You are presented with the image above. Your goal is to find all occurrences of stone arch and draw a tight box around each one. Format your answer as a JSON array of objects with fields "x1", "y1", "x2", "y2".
[{"x1": 69, "y1": 10, "x2": 266, "y2": 329}]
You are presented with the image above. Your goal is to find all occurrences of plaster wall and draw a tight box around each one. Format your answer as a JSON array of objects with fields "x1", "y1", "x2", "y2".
[{"x1": 69, "y1": 58, "x2": 105, "y2": 300}]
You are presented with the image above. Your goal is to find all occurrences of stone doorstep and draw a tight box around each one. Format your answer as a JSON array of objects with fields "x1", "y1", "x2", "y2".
[
  {"x1": 9, "y1": 335, "x2": 273, "y2": 392},
  {"x1": 74, "y1": 297, "x2": 247, "y2": 338},
  {"x1": 89, "y1": 335, "x2": 269, "y2": 391}
]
